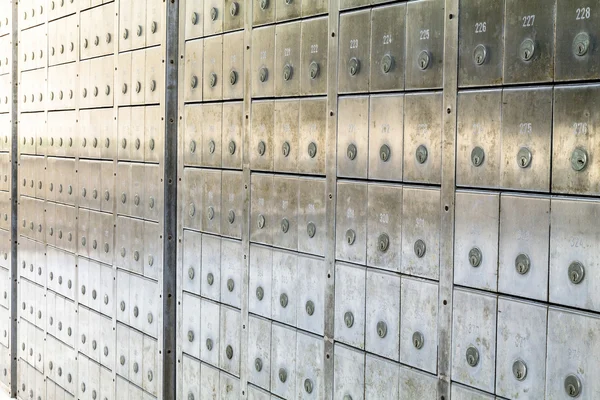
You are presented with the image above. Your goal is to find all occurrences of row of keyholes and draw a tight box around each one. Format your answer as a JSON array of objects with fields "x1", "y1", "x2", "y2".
[
  {"x1": 255, "y1": 140, "x2": 319, "y2": 161},
  {"x1": 122, "y1": 22, "x2": 159, "y2": 41},
  {"x1": 187, "y1": 268, "x2": 235, "y2": 292},
  {"x1": 119, "y1": 300, "x2": 155, "y2": 324},
  {"x1": 189, "y1": 1, "x2": 242, "y2": 26}
]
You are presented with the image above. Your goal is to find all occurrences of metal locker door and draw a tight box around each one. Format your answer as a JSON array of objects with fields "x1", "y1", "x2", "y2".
[
  {"x1": 182, "y1": 355, "x2": 200, "y2": 400},
  {"x1": 54, "y1": 295, "x2": 65, "y2": 343},
  {"x1": 143, "y1": 221, "x2": 162, "y2": 280},
  {"x1": 333, "y1": 344, "x2": 365, "y2": 400},
  {"x1": 454, "y1": 191, "x2": 500, "y2": 291},
  {"x1": 500, "y1": 87, "x2": 552, "y2": 192},
  {"x1": 144, "y1": 164, "x2": 162, "y2": 221},
  {"x1": 275, "y1": 22, "x2": 301, "y2": 96},
  {"x1": 144, "y1": 105, "x2": 163, "y2": 164},
  {"x1": 503, "y1": 0, "x2": 556, "y2": 84},
  {"x1": 182, "y1": 168, "x2": 203, "y2": 231},
  {"x1": 458, "y1": 0, "x2": 505, "y2": 87},
  {"x1": 295, "y1": 332, "x2": 324, "y2": 399},
  {"x1": 78, "y1": 207, "x2": 91, "y2": 259},
  {"x1": 142, "y1": 335, "x2": 158, "y2": 395},
  {"x1": 183, "y1": 230, "x2": 202, "y2": 295},
  {"x1": 368, "y1": 94, "x2": 403, "y2": 182},
  {"x1": 270, "y1": 323, "x2": 297, "y2": 399},
  {"x1": 499, "y1": 194, "x2": 550, "y2": 301},
  {"x1": 116, "y1": 269, "x2": 130, "y2": 325},
  {"x1": 400, "y1": 277, "x2": 438, "y2": 374},
  {"x1": 334, "y1": 263, "x2": 366, "y2": 349},
  {"x1": 131, "y1": 0, "x2": 147, "y2": 49},
  {"x1": 131, "y1": 50, "x2": 146, "y2": 106},
  {"x1": 221, "y1": 170, "x2": 243, "y2": 239},
  {"x1": 200, "y1": 298, "x2": 221, "y2": 367},
  {"x1": 546, "y1": 308, "x2": 600, "y2": 399},
  {"x1": 129, "y1": 382, "x2": 143, "y2": 400},
  {"x1": 182, "y1": 292, "x2": 201, "y2": 359},
  {"x1": 114, "y1": 377, "x2": 128, "y2": 400},
  {"x1": 146, "y1": 0, "x2": 163, "y2": 46},
  {"x1": 201, "y1": 234, "x2": 221, "y2": 301},
  {"x1": 250, "y1": 173, "x2": 274, "y2": 245},
  {"x1": 296, "y1": 255, "x2": 325, "y2": 335},
  {"x1": 78, "y1": 160, "x2": 92, "y2": 210},
  {"x1": 370, "y1": 4, "x2": 406, "y2": 92},
  {"x1": 100, "y1": 161, "x2": 115, "y2": 213},
  {"x1": 220, "y1": 372, "x2": 240, "y2": 400},
  {"x1": 220, "y1": 238, "x2": 242, "y2": 309},
  {"x1": 200, "y1": 363, "x2": 221, "y2": 400},
  {"x1": 251, "y1": 101, "x2": 275, "y2": 170},
  {"x1": 129, "y1": 163, "x2": 145, "y2": 218},
  {"x1": 450, "y1": 383, "x2": 495, "y2": 400},
  {"x1": 129, "y1": 328, "x2": 144, "y2": 388},
  {"x1": 252, "y1": 0, "x2": 274, "y2": 25},
  {"x1": 94, "y1": 210, "x2": 114, "y2": 266},
  {"x1": 145, "y1": 46, "x2": 162, "y2": 105},
  {"x1": 202, "y1": 169, "x2": 222, "y2": 234},
  {"x1": 142, "y1": 279, "x2": 159, "y2": 338},
  {"x1": 297, "y1": 177, "x2": 326, "y2": 257},
  {"x1": 405, "y1": 0, "x2": 444, "y2": 90},
  {"x1": 184, "y1": 105, "x2": 203, "y2": 166},
  {"x1": 89, "y1": 358, "x2": 101, "y2": 400},
  {"x1": 184, "y1": 39, "x2": 204, "y2": 103},
  {"x1": 116, "y1": 323, "x2": 130, "y2": 380},
  {"x1": 274, "y1": 100, "x2": 299, "y2": 174},
  {"x1": 338, "y1": 10, "x2": 371, "y2": 93},
  {"x1": 272, "y1": 176, "x2": 298, "y2": 250},
  {"x1": 185, "y1": 0, "x2": 205, "y2": 40},
  {"x1": 200, "y1": 104, "x2": 223, "y2": 168},
  {"x1": 46, "y1": 290, "x2": 56, "y2": 338},
  {"x1": 117, "y1": 52, "x2": 132, "y2": 106},
  {"x1": 337, "y1": 96, "x2": 368, "y2": 178},
  {"x1": 298, "y1": 98, "x2": 326, "y2": 175},
  {"x1": 100, "y1": 314, "x2": 114, "y2": 371},
  {"x1": 365, "y1": 270, "x2": 400, "y2": 361},
  {"x1": 275, "y1": 0, "x2": 300, "y2": 21},
  {"x1": 78, "y1": 258, "x2": 91, "y2": 310},
  {"x1": 118, "y1": 108, "x2": 133, "y2": 161},
  {"x1": 204, "y1": 0, "x2": 224, "y2": 35},
  {"x1": 451, "y1": 289, "x2": 498, "y2": 393},
  {"x1": 116, "y1": 216, "x2": 135, "y2": 273},
  {"x1": 299, "y1": 17, "x2": 327, "y2": 96},
  {"x1": 130, "y1": 107, "x2": 145, "y2": 161},
  {"x1": 219, "y1": 306, "x2": 241, "y2": 377},
  {"x1": 550, "y1": 197, "x2": 600, "y2": 312},
  {"x1": 88, "y1": 309, "x2": 102, "y2": 362},
  {"x1": 552, "y1": 84, "x2": 600, "y2": 195},
  {"x1": 34, "y1": 325, "x2": 44, "y2": 373},
  {"x1": 335, "y1": 181, "x2": 367, "y2": 264},
  {"x1": 100, "y1": 365, "x2": 114, "y2": 400},
  {"x1": 496, "y1": 298, "x2": 547, "y2": 399},
  {"x1": 221, "y1": 102, "x2": 243, "y2": 169},
  {"x1": 456, "y1": 89, "x2": 502, "y2": 188},
  {"x1": 248, "y1": 315, "x2": 272, "y2": 390},
  {"x1": 249, "y1": 244, "x2": 273, "y2": 319},
  {"x1": 271, "y1": 250, "x2": 297, "y2": 326},
  {"x1": 366, "y1": 183, "x2": 402, "y2": 271},
  {"x1": 365, "y1": 355, "x2": 399, "y2": 400},
  {"x1": 222, "y1": 0, "x2": 243, "y2": 31},
  {"x1": 204, "y1": 36, "x2": 224, "y2": 101},
  {"x1": 18, "y1": 318, "x2": 27, "y2": 362},
  {"x1": 251, "y1": 26, "x2": 275, "y2": 98}
]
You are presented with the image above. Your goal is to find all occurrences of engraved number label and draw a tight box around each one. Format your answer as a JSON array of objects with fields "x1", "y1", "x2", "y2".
[
  {"x1": 576, "y1": 7, "x2": 591, "y2": 20},
  {"x1": 349, "y1": 39, "x2": 359, "y2": 49},
  {"x1": 519, "y1": 122, "x2": 532, "y2": 135},
  {"x1": 522, "y1": 15, "x2": 535, "y2": 27},
  {"x1": 474, "y1": 22, "x2": 486, "y2": 33},
  {"x1": 382, "y1": 34, "x2": 392, "y2": 45},
  {"x1": 310, "y1": 44, "x2": 318, "y2": 54},
  {"x1": 419, "y1": 29, "x2": 430, "y2": 40},
  {"x1": 573, "y1": 122, "x2": 588, "y2": 136}
]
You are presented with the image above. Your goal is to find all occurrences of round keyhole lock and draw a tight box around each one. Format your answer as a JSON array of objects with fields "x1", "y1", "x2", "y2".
[
  {"x1": 256, "y1": 286, "x2": 264, "y2": 301},
  {"x1": 573, "y1": 32, "x2": 590, "y2": 57},
  {"x1": 570, "y1": 147, "x2": 588, "y2": 172},
  {"x1": 229, "y1": 70, "x2": 238, "y2": 86},
  {"x1": 417, "y1": 50, "x2": 431, "y2": 70},
  {"x1": 345, "y1": 229, "x2": 356, "y2": 246},
  {"x1": 282, "y1": 141, "x2": 291, "y2": 158},
  {"x1": 120, "y1": 301, "x2": 126, "y2": 312},
  {"x1": 260, "y1": 0, "x2": 269, "y2": 10},
  {"x1": 191, "y1": 12, "x2": 199, "y2": 25},
  {"x1": 309, "y1": 61, "x2": 320, "y2": 80},
  {"x1": 279, "y1": 368, "x2": 288, "y2": 383},
  {"x1": 344, "y1": 311, "x2": 354, "y2": 328},
  {"x1": 206, "y1": 338, "x2": 213, "y2": 351},
  {"x1": 207, "y1": 206, "x2": 215, "y2": 221},
  {"x1": 466, "y1": 346, "x2": 480, "y2": 367},
  {"x1": 190, "y1": 75, "x2": 198, "y2": 89},
  {"x1": 133, "y1": 306, "x2": 139, "y2": 318},
  {"x1": 469, "y1": 247, "x2": 483, "y2": 268},
  {"x1": 229, "y1": 1, "x2": 239, "y2": 16},
  {"x1": 189, "y1": 140, "x2": 197, "y2": 155},
  {"x1": 210, "y1": 7, "x2": 218, "y2": 21},
  {"x1": 515, "y1": 253, "x2": 531, "y2": 275},
  {"x1": 471, "y1": 146, "x2": 485, "y2": 167},
  {"x1": 307, "y1": 222, "x2": 316, "y2": 238},
  {"x1": 228, "y1": 210, "x2": 236, "y2": 224},
  {"x1": 257, "y1": 140, "x2": 266, "y2": 156},
  {"x1": 519, "y1": 38, "x2": 536, "y2": 62},
  {"x1": 517, "y1": 147, "x2": 532, "y2": 169},
  {"x1": 411, "y1": 331, "x2": 425, "y2": 349},
  {"x1": 133, "y1": 362, "x2": 139, "y2": 373},
  {"x1": 376, "y1": 321, "x2": 387, "y2": 338},
  {"x1": 343, "y1": 395, "x2": 353, "y2": 400},
  {"x1": 304, "y1": 378, "x2": 314, "y2": 394},
  {"x1": 512, "y1": 359, "x2": 528, "y2": 381},
  {"x1": 226, "y1": 345, "x2": 234, "y2": 360},
  {"x1": 209, "y1": 72, "x2": 217, "y2": 88},
  {"x1": 378, "y1": 144, "x2": 391, "y2": 162},
  {"x1": 149, "y1": 80, "x2": 156, "y2": 92},
  {"x1": 225, "y1": 141, "x2": 235, "y2": 156},
  {"x1": 283, "y1": 64, "x2": 293, "y2": 81},
  {"x1": 281, "y1": 218, "x2": 289, "y2": 233},
  {"x1": 305, "y1": 300, "x2": 315, "y2": 316},
  {"x1": 348, "y1": 57, "x2": 360, "y2": 76},
  {"x1": 227, "y1": 278, "x2": 235, "y2": 292},
  {"x1": 135, "y1": 81, "x2": 142, "y2": 93},
  {"x1": 137, "y1": 25, "x2": 143, "y2": 37},
  {"x1": 377, "y1": 233, "x2": 390, "y2": 253},
  {"x1": 473, "y1": 44, "x2": 487, "y2": 65},
  {"x1": 280, "y1": 293, "x2": 288, "y2": 308},
  {"x1": 346, "y1": 143, "x2": 357, "y2": 160},
  {"x1": 565, "y1": 374, "x2": 582, "y2": 398},
  {"x1": 308, "y1": 142, "x2": 317, "y2": 158},
  {"x1": 381, "y1": 53, "x2": 394, "y2": 74},
  {"x1": 414, "y1": 239, "x2": 427, "y2": 258},
  {"x1": 568, "y1": 261, "x2": 585, "y2": 285},
  {"x1": 207, "y1": 272, "x2": 215, "y2": 286},
  {"x1": 134, "y1": 194, "x2": 140, "y2": 206},
  {"x1": 257, "y1": 214, "x2": 266, "y2": 229},
  {"x1": 259, "y1": 67, "x2": 268, "y2": 82},
  {"x1": 416, "y1": 145, "x2": 428, "y2": 164},
  {"x1": 254, "y1": 358, "x2": 263, "y2": 372},
  {"x1": 148, "y1": 312, "x2": 154, "y2": 324}
]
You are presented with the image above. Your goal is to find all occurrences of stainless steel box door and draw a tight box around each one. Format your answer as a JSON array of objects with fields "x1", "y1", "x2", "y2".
[
  {"x1": 221, "y1": 170, "x2": 243, "y2": 239},
  {"x1": 334, "y1": 263, "x2": 366, "y2": 349},
  {"x1": 250, "y1": 173, "x2": 274, "y2": 245},
  {"x1": 182, "y1": 168, "x2": 203, "y2": 231},
  {"x1": 220, "y1": 238, "x2": 242, "y2": 308},
  {"x1": 499, "y1": 194, "x2": 550, "y2": 302},
  {"x1": 183, "y1": 230, "x2": 202, "y2": 295},
  {"x1": 456, "y1": 89, "x2": 502, "y2": 188},
  {"x1": 271, "y1": 250, "x2": 297, "y2": 326},
  {"x1": 298, "y1": 99, "x2": 326, "y2": 175},
  {"x1": 202, "y1": 169, "x2": 222, "y2": 235},
  {"x1": 273, "y1": 100, "x2": 299, "y2": 174},
  {"x1": 503, "y1": 0, "x2": 556, "y2": 84},
  {"x1": 272, "y1": 176, "x2": 298, "y2": 250},
  {"x1": 335, "y1": 181, "x2": 367, "y2": 264},
  {"x1": 337, "y1": 96, "x2": 369, "y2": 179},
  {"x1": 200, "y1": 363, "x2": 220, "y2": 400},
  {"x1": 296, "y1": 255, "x2": 325, "y2": 336},
  {"x1": 185, "y1": 0, "x2": 205, "y2": 40},
  {"x1": 368, "y1": 94, "x2": 404, "y2": 182},
  {"x1": 222, "y1": 102, "x2": 243, "y2": 170},
  {"x1": 365, "y1": 270, "x2": 400, "y2": 361},
  {"x1": 200, "y1": 298, "x2": 220, "y2": 366},
  {"x1": 295, "y1": 332, "x2": 324, "y2": 399},
  {"x1": 300, "y1": 17, "x2": 327, "y2": 96},
  {"x1": 203, "y1": 36, "x2": 224, "y2": 101},
  {"x1": 270, "y1": 323, "x2": 297, "y2": 399},
  {"x1": 251, "y1": 26, "x2": 276, "y2": 98},
  {"x1": 365, "y1": 355, "x2": 399, "y2": 400},
  {"x1": 250, "y1": 101, "x2": 275, "y2": 172},
  {"x1": 181, "y1": 292, "x2": 201, "y2": 359},
  {"x1": 338, "y1": 10, "x2": 371, "y2": 93},
  {"x1": 223, "y1": 32, "x2": 244, "y2": 100},
  {"x1": 248, "y1": 315, "x2": 272, "y2": 390},
  {"x1": 450, "y1": 383, "x2": 495, "y2": 400},
  {"x1": 366, "y1": 183, "x2": 402, "y2": 271},
  {"x1": 249, "y1": 244, "x2": 273, "y2": 319},
  {"x1": 182, "y1": 355, "x2": 200, "y2": 400},
  {"x1": 275, "y1": 22, "x2": 301, "y2": 96},
  {"x1": 370, "y1": 4, "x2": 406, "y2": 92},
  {"x1": 454, "y1": 191, "x2": 500, "y2": 291},
  {"x1": 219, "y1": 306, "x2": 241, "y2": 376},
  {"x1": 204, "y1": 0, "x2": 224, "y2": 35},
  {"x1": 333, "y1": 344, "x2": 365, "y2": 400},
  {"x1": 252, "y1": 0, "x2": 274, "y2": 26},
  {"x1": 201, "y1": 234, "x2": 221, "y2": 301},
  {"x1": 398, "y1": 366, "x2": 438, "y2": 399},
  {"x1": 184, "y1": 39, "x2": 204, "y2": 103},
  {"x1": 297, "y1": 177, "x2": 326, "y2": 256}
]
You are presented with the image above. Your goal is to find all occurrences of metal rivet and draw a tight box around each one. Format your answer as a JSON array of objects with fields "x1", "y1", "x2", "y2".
[
  {"x1": 344, "y1": 311, "x2": 354, "y2": 328},
  {"x1": 466, "y1": 346, "x2": 479, "y2": 367},
  {"x1": 515, "y1": 253, "x2": 531, "y2": 275},
  {"x1": 469, "y1": 247, "x2": 482, "y2": 268}
]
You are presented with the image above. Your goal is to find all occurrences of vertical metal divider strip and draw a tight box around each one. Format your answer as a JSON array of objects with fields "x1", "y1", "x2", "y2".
[
  {"x1": 438, "y1": 0, "x2": 459, "y2": 399},
  {"x1": 164, "y1": 0, "x2": 179, "y2": 396},
  {"x1": 9, "y1": 0, "x2": 18, "y2": 396},
  {"x1": 324, "y1": 0, "x2": 339, "y2": 398},
  {"x1": 240, "y1": 0, "x2": 253, "y2": 397}
]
